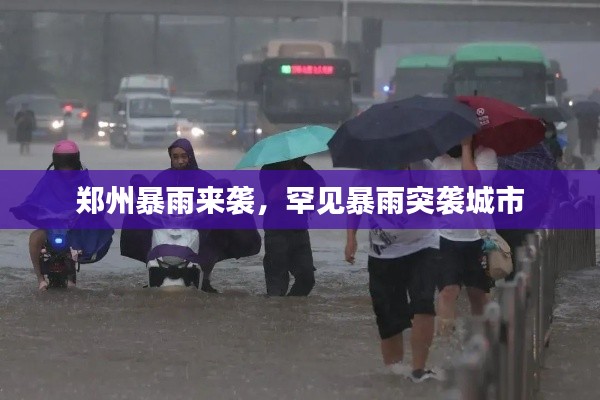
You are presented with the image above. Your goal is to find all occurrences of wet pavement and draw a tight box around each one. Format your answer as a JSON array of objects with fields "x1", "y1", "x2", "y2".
[
  {"x1": 0, "y1": 139, "x2": 454, "y2": 399},
  {"x1": 538, "y1": 265, "x2": 600, "y2": 400},
  {"x1": 0, "y1": 135, "x2": 597, "y2": 399}
]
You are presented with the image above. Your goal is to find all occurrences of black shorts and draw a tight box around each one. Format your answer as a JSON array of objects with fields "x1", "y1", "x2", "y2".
[
  {"x1": 437, "y1": 237, "x2": 494, "y2": 293},
  {"x1": 368, "y1": 248, "x2": 438, "y2": 340}
]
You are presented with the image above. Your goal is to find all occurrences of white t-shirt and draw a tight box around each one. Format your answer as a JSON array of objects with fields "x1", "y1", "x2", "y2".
[
  {"x1": 355, "y1": 162, "x2": 440, "y2": 259},
  {"x1": 432, "y1": 146, "x2": 498, "y2": 242},
  {"x1": 368, "y1": 228, "x2": 440, "y2": 259}
]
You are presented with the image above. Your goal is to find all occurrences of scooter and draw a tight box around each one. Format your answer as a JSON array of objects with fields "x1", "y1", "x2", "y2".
[
  {"x1": 39, "y1": 229, "x2": 80, "y2": 288},
  {"x1": 146, "y1": 228, "x2": 202, "y2": 289}
]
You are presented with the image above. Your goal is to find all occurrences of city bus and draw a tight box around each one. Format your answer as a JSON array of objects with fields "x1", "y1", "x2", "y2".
[
  {"x1": 237, "y1": 40, "x2": 357, "y2": 138},
  {"x1": 386, "y1": 54, "x2": 449, "y2": 101},
  {"x1": 445, "y1": 42, "x2": 547, "y2": 107}
]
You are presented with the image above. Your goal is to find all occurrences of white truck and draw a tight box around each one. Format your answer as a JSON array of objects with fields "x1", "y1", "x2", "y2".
[{"x1": 118, "y1": 74, "x2": 175, "y2": 97}]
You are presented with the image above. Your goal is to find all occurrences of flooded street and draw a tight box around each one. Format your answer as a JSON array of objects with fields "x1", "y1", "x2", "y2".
[
  {"x1": 0, "y1": 230, "x2": 457, "y2": 400},
  {"x1": 0, "y1": 139, "x2": 455, "y2": 399},
  {"x1": 0, "y1": 138, "x2": 598, "y2": 399},
  {"x1": 0, "y1": 6, "x2": 599, "y2": 398},
  {"x1": 538, "y1": 266, "x2": 600, "y2": 400}
]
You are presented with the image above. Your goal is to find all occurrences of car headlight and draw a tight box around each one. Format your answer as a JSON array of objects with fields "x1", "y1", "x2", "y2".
[
  {"x1": 51, "y1": 120, "x2": 64, "y2": 130},
  {"x1": 176, "y1": 130, "x2": 182, "y2": 137},
  {"x1": 109, "y1": 122, "x2": 116, "y2": 128},
  {"x1": 98, "y1": 121, "x2": 109, "y2": 128},
  {"x1": 191, "y1": 127, "x2": 205, "y2": 137},
  {"x1": 255, "y1": 128, "x2": 263, "y2": 135},
  {"x1": 231, "y1": 129, "x2": 237, "y2": 136},
  {"x1": 568, "y1": 100, "x2": 574, "y2": 107},
  {"x1": 98, "y1": 130, "x2": 106, "y2": 137}
]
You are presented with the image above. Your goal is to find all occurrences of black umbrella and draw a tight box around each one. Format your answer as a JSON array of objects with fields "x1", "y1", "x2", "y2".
[
  {"x1": 328, "y1": 95, "x2": 480, "y2": 169},
  {"x1": 526, "y1": 104, "x2": 573, "y2": 122},
  {"x1": 573, "y1": 100, "x2": 600, "y2": 116}
]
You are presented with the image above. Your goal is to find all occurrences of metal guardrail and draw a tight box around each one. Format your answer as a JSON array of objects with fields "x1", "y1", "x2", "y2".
[
  {"x1": 348, "y1": 0, "x2": 600, "y2": 7},
  {"x1": 442, "y1": 195, "x2": 596, "y2": 400},
  {"x1": 2, "y1": 0, "x2": 600, "y2": 22}
]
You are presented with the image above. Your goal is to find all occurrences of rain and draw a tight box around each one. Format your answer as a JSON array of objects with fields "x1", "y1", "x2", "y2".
[{"x1": 0, "y1": 1, "x2": 600, "y2": 399}]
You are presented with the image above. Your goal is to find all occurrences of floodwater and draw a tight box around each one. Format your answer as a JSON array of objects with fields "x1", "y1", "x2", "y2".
[{"x1": 0, "y1": 135, "x2": 598, "y2": 399}]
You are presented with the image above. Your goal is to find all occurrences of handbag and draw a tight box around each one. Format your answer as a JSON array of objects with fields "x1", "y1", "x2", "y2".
[{"x1": 479, "y1": 230, "x2": 513, "y2": 280}]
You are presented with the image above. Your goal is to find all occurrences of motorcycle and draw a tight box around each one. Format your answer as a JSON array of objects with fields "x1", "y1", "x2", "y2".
[
  {"x1": 39, "y1": 229, "x2": 80, "y2": 288},
  {"x1": 38, "y1": 224, "x2": 114, "y2": 289},
  {"x1": 123, "y1": 173, "x2": 261, "y2": 289},
  {"x1": 146, "y1": 227, "x2": 202, "y2": 289}
]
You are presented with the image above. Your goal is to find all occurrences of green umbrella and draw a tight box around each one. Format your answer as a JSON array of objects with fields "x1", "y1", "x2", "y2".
[{"x1": 235, "y1": 125, "x2": 334, "y2": 169}]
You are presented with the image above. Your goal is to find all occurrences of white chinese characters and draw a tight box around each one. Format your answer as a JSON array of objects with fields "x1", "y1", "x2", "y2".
[{"x1": 75, "y1": 185, "x2": 525, "y2": 217}]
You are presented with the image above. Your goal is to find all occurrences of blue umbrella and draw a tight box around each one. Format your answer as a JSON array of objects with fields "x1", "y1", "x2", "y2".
[
  {"x1": 235, "y1": 125, "x2": 334, "y2": 169},
  {"x1": 328, "y1": 95, "x2": 480, "y2": 169}
]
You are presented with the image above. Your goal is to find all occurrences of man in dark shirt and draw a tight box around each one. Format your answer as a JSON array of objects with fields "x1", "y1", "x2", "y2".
[{"x1": 259, "y1": 157, "x2": 324, "y2": 296}]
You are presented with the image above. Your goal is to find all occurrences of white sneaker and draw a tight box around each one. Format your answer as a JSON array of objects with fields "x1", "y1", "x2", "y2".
[{"x1": 388, "y1": 362, "x2": 411, "y2": 377}]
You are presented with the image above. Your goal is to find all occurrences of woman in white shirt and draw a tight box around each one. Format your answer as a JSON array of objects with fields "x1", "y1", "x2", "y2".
[{"x1": 432, "y1": 136, "x2": 498, "y2": 335}]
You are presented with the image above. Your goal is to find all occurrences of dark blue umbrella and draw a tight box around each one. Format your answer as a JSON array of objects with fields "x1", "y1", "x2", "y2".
[
  {"x1": 328, "y1": 95, "x2": 480, "y2": 169},
  {"x1": 573, "y1": 100, "x2": 600, "y2": 116},
  {"x1": 498, "y1": 142, "x2": 557, "y2": 171},
  {"x1": 526, "y1": 104, "x2": 573, "y2": 123}
]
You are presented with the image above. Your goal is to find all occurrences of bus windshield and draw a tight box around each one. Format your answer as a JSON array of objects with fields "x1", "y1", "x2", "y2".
[
  {"x1": 389, "y1": 68, "x2": 448, "y2": 100},
  {"x1": 451, "y1": 63, "x2": 546, "y2": 107},
  {"x1": 262, "y1": 77, "x2": 352, "y2": 123}
]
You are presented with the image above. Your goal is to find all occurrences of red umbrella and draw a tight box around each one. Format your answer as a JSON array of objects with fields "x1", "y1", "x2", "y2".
[{"x1": 456, "y1": 95, "x2": 545, "y2": 156}]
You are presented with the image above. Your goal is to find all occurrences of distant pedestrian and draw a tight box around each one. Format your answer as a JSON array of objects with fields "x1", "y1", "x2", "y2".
[
  {"x1": 82, "y1": 104, "x2": 98, "y2": 140},
  {"x1": 576, "y1": 112, "x2": 599, "y2": 163},
  {"x1": 14, "y1": 103, "x2": 36, "y2": 155}
]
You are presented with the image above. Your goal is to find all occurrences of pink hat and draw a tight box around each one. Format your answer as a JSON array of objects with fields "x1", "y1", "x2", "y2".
[{"x1": 53, "y1": 140, "x2": 79, "y2": 154}]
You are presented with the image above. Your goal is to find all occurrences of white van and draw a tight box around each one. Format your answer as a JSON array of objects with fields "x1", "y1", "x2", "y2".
[
  {"x1": 110, "y1": 93, "x2": 179, "y2": 148},
  {"x1": 118, "y1": 75, "x2": 174, "y2": 97}
]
